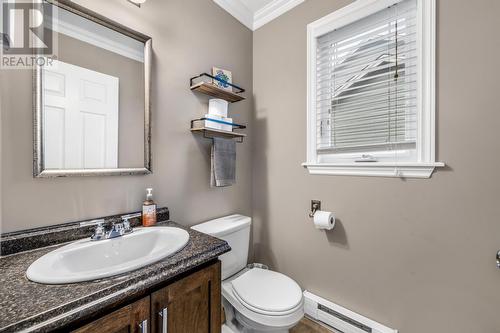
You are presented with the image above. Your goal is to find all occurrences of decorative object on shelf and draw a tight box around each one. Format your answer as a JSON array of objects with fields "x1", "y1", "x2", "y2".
[
  {"x1": 190, "y1": 73, "x2": 245, "y2": 103},
  {"x1": 212, "y1": 67, "x2": 232, "y2": 91}
]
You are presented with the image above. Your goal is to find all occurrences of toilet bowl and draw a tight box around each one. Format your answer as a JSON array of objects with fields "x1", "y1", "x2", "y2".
[
  {"x1": 222, "y1": 267, "x2": 304, "y2": 333},
  {"x1": 191, "y1": 215, "x2": 304, "y2": 333}
]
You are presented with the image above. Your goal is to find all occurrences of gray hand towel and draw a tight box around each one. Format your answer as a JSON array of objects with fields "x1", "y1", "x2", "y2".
[{"x1": 211, "y1": 137, "x2": 236, "y2": 187}]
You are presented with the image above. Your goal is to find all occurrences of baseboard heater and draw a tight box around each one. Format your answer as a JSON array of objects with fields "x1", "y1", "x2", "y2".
[{"x1": 303, "y1": 291, "x2": 398, "y2": 333}]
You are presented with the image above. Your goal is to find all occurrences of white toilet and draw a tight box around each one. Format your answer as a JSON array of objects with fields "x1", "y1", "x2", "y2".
[{"x1": 192, "y1": 215, "x2": 304, "y2": 333}]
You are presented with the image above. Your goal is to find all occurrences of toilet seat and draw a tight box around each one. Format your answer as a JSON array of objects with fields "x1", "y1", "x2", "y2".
[{"x1": 230, "y1": 268, "x2": 303, "y2": 316}]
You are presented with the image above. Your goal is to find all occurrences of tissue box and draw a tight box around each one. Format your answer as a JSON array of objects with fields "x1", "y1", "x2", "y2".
[
  {"x1": 204, "y1": 114, "x2": 223, "y2": 130},
  {"x1": 208, "y1": 99, "x2": 229, "y2": 118},
  {"x1": 203, "y1": 114, "x2": 233, "y2": 132},
  {"x1": 220, "y1": 117, "x2": 233, "y2": 132}
]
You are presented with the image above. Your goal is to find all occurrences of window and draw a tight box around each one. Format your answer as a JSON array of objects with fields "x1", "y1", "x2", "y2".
[{"x1": 304, "y1": 0, "x2": 443, "y2": 178}]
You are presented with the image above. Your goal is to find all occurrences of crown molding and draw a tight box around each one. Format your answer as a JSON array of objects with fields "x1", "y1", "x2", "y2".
[
  {"x1": 253, "y1": 0, "x2": 305, "y2": 30},
  {"x1": 213, "y1": 0, "x2": 254, "y2": 30},
  {"x1": 213, "y1": 0, "x2": 305, "y2": 31}
]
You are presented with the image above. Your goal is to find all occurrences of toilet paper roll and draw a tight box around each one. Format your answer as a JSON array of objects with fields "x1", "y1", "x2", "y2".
[
  {"x1": 313, "y1": 211, "x2": 335, "y2": 230},
  {"x1": 208, "y1": 98, "x2": 229, "y2": 118}
]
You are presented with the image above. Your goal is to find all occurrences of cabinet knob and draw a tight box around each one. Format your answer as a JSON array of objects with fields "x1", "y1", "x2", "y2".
[
  {"x1": 159, "y1": 308, "x2": 168, "y2": 333},
  {"x1": 138, "y1": 319, "x2": 148, "y2": 333}
]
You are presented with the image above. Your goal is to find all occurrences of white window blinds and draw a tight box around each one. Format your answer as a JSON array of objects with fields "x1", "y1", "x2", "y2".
[{"x1": 316, "y1": 0, "x2": 418, "y2": 153}]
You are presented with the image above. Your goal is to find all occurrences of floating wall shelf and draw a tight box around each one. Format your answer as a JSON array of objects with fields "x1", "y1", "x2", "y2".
[
  {"x1": 189, "y1": 73, "x2": 247, "y2": 143},
  {"x1": 190, "y1": 73, "x2": 245, "y2": 103},
  {"x1": 190, "y1": 118, "x2": 246, "y2": 143}
]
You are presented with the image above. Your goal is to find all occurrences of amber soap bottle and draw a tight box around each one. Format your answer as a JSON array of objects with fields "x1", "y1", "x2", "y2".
[{"x1": 142, "y1": 188, "x2": 157, "y2": 227}]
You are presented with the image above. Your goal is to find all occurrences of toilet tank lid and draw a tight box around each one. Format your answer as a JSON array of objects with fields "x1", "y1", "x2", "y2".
[{"x1": 191, "y1": 214, "x2": 251, "y2": 237}]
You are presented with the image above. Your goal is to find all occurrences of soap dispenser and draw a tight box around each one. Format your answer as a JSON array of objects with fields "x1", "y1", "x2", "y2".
[{"x1": 142, "y1": 188, "x2": 157, "y2": 227}]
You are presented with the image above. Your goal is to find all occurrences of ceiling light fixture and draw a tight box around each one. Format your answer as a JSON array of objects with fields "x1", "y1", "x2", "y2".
[{"x1": 127, "y1": 0, "x2": 146, "y2": 8}]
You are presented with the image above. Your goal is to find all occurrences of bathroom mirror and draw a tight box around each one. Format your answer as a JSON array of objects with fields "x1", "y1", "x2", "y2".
[{"x1": 33, "y1": 0, "x2": 152, "y2": 177}]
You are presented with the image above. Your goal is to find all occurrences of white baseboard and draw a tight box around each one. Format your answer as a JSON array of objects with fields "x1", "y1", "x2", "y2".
[{"x1": 303, "y1": 291, "x2": 398, "y2": 333}]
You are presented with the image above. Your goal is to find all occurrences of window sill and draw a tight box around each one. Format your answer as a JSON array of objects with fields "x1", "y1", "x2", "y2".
[{"x1": 302, "y1": 162, "x2": 445, "y2": 178}]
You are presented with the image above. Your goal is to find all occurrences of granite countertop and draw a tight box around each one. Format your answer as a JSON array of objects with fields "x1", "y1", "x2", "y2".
[{"x1": 0, "y1": 219, "x2": 230, "y2": 332}]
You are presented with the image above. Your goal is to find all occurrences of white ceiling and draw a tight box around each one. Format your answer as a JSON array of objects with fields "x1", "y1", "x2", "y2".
[{"x1": 213, "y1": 0, "x2": 305, "y2": 31}]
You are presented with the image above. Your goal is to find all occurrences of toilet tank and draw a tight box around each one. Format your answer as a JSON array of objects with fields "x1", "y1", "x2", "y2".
[{"x1": 191, "y1": 215, "x2": 251, "y2": 280}]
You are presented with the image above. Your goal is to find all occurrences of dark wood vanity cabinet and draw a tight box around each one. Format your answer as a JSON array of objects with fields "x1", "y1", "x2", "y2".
[
  {"x1": 151, "y1": 260, "x2": 221, "y2": 333},
  {"x1": 73, "y1": 296, "x2": 150, "y2": 333},
  {"x1": 72, "y1": 261, "x2": 221, "y2": 333}
]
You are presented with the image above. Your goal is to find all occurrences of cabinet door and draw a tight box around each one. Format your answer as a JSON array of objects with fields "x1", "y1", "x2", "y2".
[
  {"x1": 73, "y1": 296, "x2": 150, "y2": 333},
  {"x1": 151, "y1": 261, "x2": 221, "y2": 333}
]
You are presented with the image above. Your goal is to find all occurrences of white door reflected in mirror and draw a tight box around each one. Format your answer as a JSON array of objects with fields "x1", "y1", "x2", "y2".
[{"x1": 43, "y1": 60, "x2": 119, "y2": 169}]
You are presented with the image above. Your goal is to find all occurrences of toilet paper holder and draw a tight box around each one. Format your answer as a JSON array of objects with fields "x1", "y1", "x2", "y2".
[{"x1": 309, "y1": 200, "x2": 321, "y2": 218}]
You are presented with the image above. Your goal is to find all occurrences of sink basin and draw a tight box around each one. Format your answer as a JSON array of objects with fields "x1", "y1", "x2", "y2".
[{"x1": 26, "y1": 227, "x2": 190, "y2": 284}]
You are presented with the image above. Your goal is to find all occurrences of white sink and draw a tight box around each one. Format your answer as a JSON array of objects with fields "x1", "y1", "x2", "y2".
[{"x1": 26, "y1": 227, "x2": 189, "y2": 284}]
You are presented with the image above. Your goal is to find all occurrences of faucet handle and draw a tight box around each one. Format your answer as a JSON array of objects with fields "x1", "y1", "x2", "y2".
[
  {"x1": 121, "y1": 213, "x2": 139, "y2": 233},
  {"x1": 90, "y1": 221, "x2": 106, "y2": 241},
  {"x1": 121, "y1": 217, "x2": 133, "y2": 233}
]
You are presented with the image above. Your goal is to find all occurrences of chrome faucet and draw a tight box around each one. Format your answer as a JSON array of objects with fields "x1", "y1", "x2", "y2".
[{"x1": 90, "y1": 214, "x2": 139, "y2": 241}]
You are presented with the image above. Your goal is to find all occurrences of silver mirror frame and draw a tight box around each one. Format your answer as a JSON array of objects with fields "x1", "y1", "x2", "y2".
[{"x1": 33, "y1": 0, "x2": 152, "y2": 177}]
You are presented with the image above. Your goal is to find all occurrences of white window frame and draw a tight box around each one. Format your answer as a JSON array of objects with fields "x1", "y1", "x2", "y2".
[{"x1": 303, "y1": 0, "x2": 444, "y2": 178}]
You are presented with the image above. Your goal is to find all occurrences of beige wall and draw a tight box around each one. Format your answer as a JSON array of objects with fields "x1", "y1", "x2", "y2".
[
  {"x1": 0, "y1": 0, "x2": 253, "y2": 232},
  {"x1": 252, "y1": 1, "x2": 500, "y2": 332}
]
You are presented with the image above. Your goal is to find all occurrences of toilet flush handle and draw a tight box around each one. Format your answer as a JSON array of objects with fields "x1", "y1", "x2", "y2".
[{"x1": 497, "y1": 250, "x2": 500, "y2": 269}]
